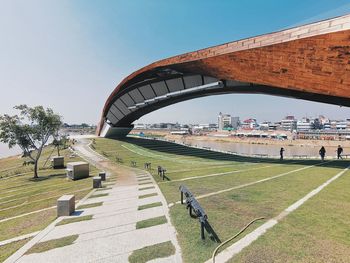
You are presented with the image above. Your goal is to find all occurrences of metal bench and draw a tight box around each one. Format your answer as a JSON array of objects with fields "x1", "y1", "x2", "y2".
[
  {"x1": 144, "y1": 162, "x2": 152, "y2": 170},
  {"x1": 179, "y1": 185, "x2": 219, "y2": 241},
  {"x1": 157, "y1": 166, "x2": 167, "y2": 180}
]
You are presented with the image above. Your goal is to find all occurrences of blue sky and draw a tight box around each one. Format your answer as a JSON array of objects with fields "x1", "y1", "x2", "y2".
[{"x1": 1, "y1": 0, "x2": 350, "y2": 125}]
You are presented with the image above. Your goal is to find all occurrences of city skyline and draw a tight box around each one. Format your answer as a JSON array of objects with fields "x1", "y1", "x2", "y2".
[
  {"x1": 136, "y1": 95, "x2": 350, "y2": 124},
  {"x1": 135, "y1": 111, "x2": 350, "y2": 126}
]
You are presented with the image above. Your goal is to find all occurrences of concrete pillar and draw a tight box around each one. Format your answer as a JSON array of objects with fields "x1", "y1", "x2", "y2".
[{"x1": 57, "y1": 195, "x2": 75, "y2": 216}]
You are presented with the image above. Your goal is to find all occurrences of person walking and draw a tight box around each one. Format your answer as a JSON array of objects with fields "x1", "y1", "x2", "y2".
[
  {"x1": 319, "y1": 146, "x2": 326, "y2": 161},
  {"x1": 280, "y1": 147, "x2": 285, "y2": 161},
  {"x1": 337, "y1": 145, "x2": 343, "y2": 160}
]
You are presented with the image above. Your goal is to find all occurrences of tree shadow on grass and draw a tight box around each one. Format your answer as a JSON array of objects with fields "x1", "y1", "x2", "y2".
[{"x1": 28, "y1": 173, "x2": 66, "y2": 182}]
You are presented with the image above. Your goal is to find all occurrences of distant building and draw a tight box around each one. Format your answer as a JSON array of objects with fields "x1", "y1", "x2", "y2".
[
  {"x1": 323, "y1": 121, "x2": 331, "y2": 130},
  {"x1": 281, "y1": 116, "x2": 297, "y2": 131},
  {"x1": 218, "y1": 112, "x2": 239, "y2": 130},
  {"x1": 336, "y1": 120, "x2": 347, "y2": 130},
  {"x1": 297, "y1": 118, "x2": 312, "y2": 131},
  {"x1": 269, "y1": 122, "x2": 279, "y2": 130},
  {"x1": 241, "y1": 118, "x2": 258, "y2": 130},
  {"x1": 259, "y1": 122, "x2": 270, "y2": 130},
  {"x1": 193, "y1": 123, "x2": 217, "y2": 130},
  {"x1": 134, "y1": 123, "x2": 147, "y2": 129},
  {"x1": 318, "y1": 115, "x2": 329, "y2": 125}
]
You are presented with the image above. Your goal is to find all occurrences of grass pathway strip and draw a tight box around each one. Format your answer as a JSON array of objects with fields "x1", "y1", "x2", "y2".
[
  {"x1": 139, "y1": 186, "x2": 155, "y2": 191},
  {"x1": 25, "y1": 235, "x2": 78, "y2": 255},
  {"x1": 136, "y1": 216, "x2": 167, "y2": 229},
  {"x1": 88, "y1": 193, "x2": 108, "y2": 199},
  {"x1": 139, "y1": 193, "x2": 157, "y2": 199},
  {"x1": 128, "y1": 241, "x2": 175, "y2": 263},
  {"x1": 138, "y1": 202, "x2": 162, "y2": 210},
  {"x1": 77, "y1": 202, "x2": 103, "y2": 209},
  {"x1": 56, "y1": 215, "x2": 93, "y2": 226}
]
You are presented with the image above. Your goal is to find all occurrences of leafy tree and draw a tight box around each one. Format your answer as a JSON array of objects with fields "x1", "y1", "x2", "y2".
[
  {"x1": 0, "y1": 105, "x2": 62, "y2": 178},
  {"x1": 52, "y1": 133, "x2": 68, "y2": 156}
]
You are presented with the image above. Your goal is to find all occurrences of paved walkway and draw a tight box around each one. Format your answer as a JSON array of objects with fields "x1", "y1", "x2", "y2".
[{"x1": 8, "y1": 137, "x2": 181, "y2": 263}]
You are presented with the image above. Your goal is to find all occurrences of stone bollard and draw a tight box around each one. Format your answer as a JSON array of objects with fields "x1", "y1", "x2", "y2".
[
  {"x1": 99, "y1": 172, "x2": 106, "y2": 181},
  {"x1": 66, "y1": 162, "x2": 89, "y2": 180},
  {"x1": 93, "y1": 176, "x2": 102, "y2": 188},
  {"x1": 57, "y1": 195, "x2": 75, "y2": 216},
  {"x1": 51, "y1": 156, "x2": 64, "y2": 169}
]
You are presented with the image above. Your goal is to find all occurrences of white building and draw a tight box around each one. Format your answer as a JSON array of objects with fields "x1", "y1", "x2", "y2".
[
  {"x1": 241, "y1": 118, "x2": 258, "y2": 130},
  {"x1": 218, "y1": 113, "x2": 239, "y2": 130},
  {"x1": 281, "y1": 116, "x2": 297, "y2": 131},
  {"x1": 297, "y1": 118, "x2": 312, "y2": 131},
  {"x1": 336, "y1": 121, "x2": 347, "y2": 130}
]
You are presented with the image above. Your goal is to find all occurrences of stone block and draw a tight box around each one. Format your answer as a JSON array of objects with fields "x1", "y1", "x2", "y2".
[
  {"x1": 57, "y1": 195, "x2": 75, "y2": 217},
  {"x1": 51, "y1": 156, "x2": 64, "y2": 169},
  {"x1": 66, "y1": 162, "x2": 89, "y2": 180},
  {"x1": 93, "y1": 176, "x2": 102, "y2": 188},
  {"x1": 99, "y1": 171, "x2": 106, "y2": 181}
]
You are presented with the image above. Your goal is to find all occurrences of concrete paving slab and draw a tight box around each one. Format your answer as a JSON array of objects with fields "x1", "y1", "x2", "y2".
[{"x1": 18, "y1": 224, "x2": 172, "y2": 263}]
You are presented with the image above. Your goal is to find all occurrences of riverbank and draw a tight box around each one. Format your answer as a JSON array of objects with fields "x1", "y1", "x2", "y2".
[
  {"x1": 130, "y1": 130, "x2": 350, "y2": 158},
  {"x1": 131, "y1": 129, "x2": 350, "y2": 148}
]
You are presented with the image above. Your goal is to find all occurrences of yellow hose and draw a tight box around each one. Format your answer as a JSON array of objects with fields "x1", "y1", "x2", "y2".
[{"x1": 212, "y1": 217, "x2": 265, "y2": 263}]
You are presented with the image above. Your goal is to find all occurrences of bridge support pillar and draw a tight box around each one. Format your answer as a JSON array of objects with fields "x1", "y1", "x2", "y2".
[{"x1": 100, "y1": 123, "x2": 133, "y2": 138}]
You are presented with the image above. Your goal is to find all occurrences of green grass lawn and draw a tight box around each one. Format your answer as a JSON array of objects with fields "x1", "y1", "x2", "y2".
[
  {"x1": 0, "y1": 238, "x2": 32, "y2": 262},
  {"x1": 0, "y1": 144, "x2": 115, "y2": 245},
  {"x1": 93, "y1": 137, "x2": 350, "y2": 263},
  {"x1": 229, "y1": 169, "x2": 350, "y2": 263}
]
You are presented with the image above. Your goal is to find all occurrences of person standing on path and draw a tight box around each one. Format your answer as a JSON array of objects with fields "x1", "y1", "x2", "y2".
[
  {"x1": 280, "y1": 147, "x2": 285, "y2": 161},
  {"x1": 319, "y1": 146, "x2": 326, "y2": 161},
  {"x1": 337, "y1": 145, "x2": 343, "y2": 160}
]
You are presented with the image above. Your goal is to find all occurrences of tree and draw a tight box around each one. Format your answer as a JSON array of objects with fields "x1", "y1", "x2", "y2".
[
  {"x1": 0, "y1": 105, "x2": 62, "y2": 178},
  {"x1": 52, "y1": 133, "x2": 68, "y2": 156}
]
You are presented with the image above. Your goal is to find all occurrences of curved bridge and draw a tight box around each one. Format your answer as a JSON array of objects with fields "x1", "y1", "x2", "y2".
[{"x1": 98, "y1": 14, "x2": 350, "y2": 138}]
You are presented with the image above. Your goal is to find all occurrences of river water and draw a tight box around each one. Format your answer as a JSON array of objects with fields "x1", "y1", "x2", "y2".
[
  {"x1": 0, "y1": 142, "x2": 21, "y2": 159},
  {"x1": 173, "y1": 137, "x2": 341, "y2": 158}
]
